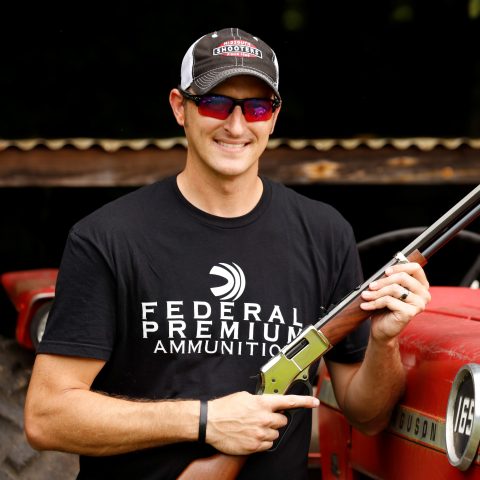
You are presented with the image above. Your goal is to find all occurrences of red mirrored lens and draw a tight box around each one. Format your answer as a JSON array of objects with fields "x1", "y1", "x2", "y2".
[
  {"x1": 243, "y1": 99, "x2": 273, "y2": 122},
  {"x1": 198, "y1": 96, "x2": 233, "y2": 120},
  {"x1": 197, "y1": 96, "x2": 274, "y2": 122}
]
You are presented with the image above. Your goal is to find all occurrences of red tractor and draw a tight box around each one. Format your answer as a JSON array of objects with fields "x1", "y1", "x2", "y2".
[
  {"x1": 313, "y1": 227, "x2": 480, "y2": 480},
  {"x1": 316, "y1": 286, "x2": 480, "y2": 479},
  {"x1": 1, "y1": 268, "x2": 57, "y2": 350}
]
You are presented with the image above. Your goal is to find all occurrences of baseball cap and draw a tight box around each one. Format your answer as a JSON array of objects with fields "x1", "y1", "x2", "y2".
[{"x1": 180, "y1": 27, "x2": 280, "y2": 99}]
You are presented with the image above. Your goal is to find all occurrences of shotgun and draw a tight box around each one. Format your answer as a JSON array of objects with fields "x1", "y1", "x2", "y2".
[{"x1": 178, "y1": 184, "x2": 480, "y2": 480}]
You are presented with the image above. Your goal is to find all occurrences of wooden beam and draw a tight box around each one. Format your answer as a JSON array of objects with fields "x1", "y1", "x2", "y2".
[
  {"x1": 260, "y1": 145, "x2": 480, "y2": 185},
  {"x1": 0, "y1": 143, "x2": 479, "y2": 187}
]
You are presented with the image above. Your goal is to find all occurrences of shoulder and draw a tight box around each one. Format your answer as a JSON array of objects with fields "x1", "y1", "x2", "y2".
[
  {"x1": 88, "y1": 178, "x2": 172, "y2": 221},
  {"x1": 266, "y1": 178, "x2": 353, "y2": 233},
  {"x1": 72, "y1": 177, "x2": 175, "y2": 238}
]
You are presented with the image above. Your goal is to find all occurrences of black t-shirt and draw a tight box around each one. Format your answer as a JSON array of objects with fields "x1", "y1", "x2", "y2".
[{"x1": 38, "y1": 176, "x2": 369, "y2": 480}]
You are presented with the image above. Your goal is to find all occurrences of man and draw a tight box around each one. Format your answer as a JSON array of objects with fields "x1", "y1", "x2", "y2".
[{"x1": 24, "y1": 27, "x2": 431, "y2": 479}]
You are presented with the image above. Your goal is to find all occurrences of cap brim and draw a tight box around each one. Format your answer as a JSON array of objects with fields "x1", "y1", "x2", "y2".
[{"x1": 192, "y1": 67, "x2": 281, "y2": 99}]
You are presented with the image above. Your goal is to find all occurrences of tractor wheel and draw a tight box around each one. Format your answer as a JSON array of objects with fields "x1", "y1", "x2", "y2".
[{"x1": 0, "y1": 335, "x2": 78, "y2": 478}]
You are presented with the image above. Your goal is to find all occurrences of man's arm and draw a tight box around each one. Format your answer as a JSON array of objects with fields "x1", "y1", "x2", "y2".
[
  {"x1": 24, "y1": 354, "x2": 201, "y2": 455},
  {"x1": 24, "y1": 353, "x2": 319, "y2": 456},
  {"x1": 326, "y1": 261, "x2": 430, "y2": 435},
  {"x1": 326, "y1": 337, "x2": 405, "y2": 435}
]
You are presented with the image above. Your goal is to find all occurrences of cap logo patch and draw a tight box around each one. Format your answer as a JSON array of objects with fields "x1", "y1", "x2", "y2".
[{"x1": 213, "y1": 40, "x2": 263, "y2": 58}]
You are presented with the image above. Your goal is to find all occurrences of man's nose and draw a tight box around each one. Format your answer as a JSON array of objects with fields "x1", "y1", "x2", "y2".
[{"x1": 223, "y1": 105, "x2": 247, "y2": 135}]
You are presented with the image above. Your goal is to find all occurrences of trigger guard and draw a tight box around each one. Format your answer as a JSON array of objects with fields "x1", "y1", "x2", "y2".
[
  {"x1": 292, "y1": 376, "x2": 313, "y2": 396},
  {"x1": 288, "y1": 372, "x2": 313, "y2": 397}
]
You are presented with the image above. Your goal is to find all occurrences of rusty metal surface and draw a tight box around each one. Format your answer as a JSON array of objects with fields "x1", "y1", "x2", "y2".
[{"x1": 0, "y1": 141, "x2": 479, "y2": 187}]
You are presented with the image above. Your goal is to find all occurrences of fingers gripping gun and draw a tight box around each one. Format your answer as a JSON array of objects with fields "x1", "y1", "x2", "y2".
[
  {"x1": 257, "y1": 250, "x2": 424, "y2": 396},
  {"x1": 178, "y1": 184, "x2": 480, "y2": 480}
]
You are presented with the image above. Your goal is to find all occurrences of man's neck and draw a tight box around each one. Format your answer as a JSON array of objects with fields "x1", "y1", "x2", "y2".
[{"x1": 176, "y1": 168, "x2": 263, "y2": 218}]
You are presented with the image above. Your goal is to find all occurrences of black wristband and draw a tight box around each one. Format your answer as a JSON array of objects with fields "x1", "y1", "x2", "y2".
[{"x1": 198, "y1": 399, "x2": 208, "y2": 443}]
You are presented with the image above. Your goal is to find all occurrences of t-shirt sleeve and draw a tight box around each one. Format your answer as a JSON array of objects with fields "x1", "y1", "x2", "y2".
[
  {"x1": 323, "y1": 222, "x2": 370, "y2": 364},
  {"x1": 37, "y1": 227, "x2": 117, "y2": 360}
]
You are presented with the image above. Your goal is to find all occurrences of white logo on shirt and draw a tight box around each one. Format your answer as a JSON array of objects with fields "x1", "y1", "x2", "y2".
[{"x1": 209, "y1": 262, "x2": 246, "y2": 301}]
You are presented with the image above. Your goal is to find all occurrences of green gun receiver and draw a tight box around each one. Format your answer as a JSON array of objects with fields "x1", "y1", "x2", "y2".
[{"x1": 256, "y1": 325, "x2": 331, "y2": 395}]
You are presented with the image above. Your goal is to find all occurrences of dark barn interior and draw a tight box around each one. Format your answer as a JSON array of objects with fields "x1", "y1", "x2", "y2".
[{"x1": 1, "y1": 1, "x2": 479, "y2": 331}]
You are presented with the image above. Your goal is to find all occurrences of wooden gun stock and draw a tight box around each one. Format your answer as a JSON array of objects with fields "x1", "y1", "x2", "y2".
[
  {"x1": 177, "y1": 454, "x2": 246, "y2": 480},
  {"x1": 321, "y1": 249, "x2": 426, "y2": 345}
]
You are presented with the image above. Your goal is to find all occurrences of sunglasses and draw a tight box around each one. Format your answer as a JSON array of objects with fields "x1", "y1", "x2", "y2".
[{"x1": 179, "y1": 89, "x2": 281, "y2": 122}]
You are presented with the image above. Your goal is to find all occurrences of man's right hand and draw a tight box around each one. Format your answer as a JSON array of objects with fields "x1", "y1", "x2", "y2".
[{"x1": 206, "y1": 391, "x2": 319, "y2": 455}]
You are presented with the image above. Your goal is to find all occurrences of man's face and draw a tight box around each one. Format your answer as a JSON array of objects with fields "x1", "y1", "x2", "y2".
[{"x1": 173, "y1": 75, "x2": 280, "y2": 180}]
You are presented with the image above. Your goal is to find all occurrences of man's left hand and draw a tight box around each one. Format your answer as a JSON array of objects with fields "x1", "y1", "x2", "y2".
[{"x1": 359, "y1": 262, "x2": 431, "y2": 342}]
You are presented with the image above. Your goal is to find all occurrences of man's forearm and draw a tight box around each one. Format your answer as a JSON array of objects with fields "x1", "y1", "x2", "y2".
[
  {"x1": 340, "y1": 336, "x2": 406, "y2": 435},
  {"x1": 25, "y1": 387, "x2": 200, "y2": 456},
  {"x1": 25, "y1": 354, "x2": 320, "y2": 458}
]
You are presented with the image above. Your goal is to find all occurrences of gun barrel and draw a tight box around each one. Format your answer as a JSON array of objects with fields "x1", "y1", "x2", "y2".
[
  {"x1": 313, "y1": 184, "x2": 480, "y2": 334},
  {"x1": 422, "y1": 202, "x2": 480, "y2": 259},
  {"x1": 402, "y1": 184, "x2": 480, "y2": 258}
]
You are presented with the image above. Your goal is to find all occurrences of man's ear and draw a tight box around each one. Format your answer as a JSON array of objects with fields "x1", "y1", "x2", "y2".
[{"x1": 169, "y1": 88, "x2": 186, "y2": 127}]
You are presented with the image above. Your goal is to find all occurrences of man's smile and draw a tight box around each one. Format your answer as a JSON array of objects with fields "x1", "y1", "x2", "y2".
[{"x1": 215, "y1": 140, "x2": 250, "y2": 151}]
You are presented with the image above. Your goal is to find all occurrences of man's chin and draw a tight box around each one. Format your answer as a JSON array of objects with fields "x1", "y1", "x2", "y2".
[{"x1": 208, "y1": 156, "x2": 255, "y2": 175}]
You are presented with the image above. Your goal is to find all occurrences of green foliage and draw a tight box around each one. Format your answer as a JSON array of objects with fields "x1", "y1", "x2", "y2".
[{"x1": 469, "y1": 0, "x2": 480, "y2": 18}]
